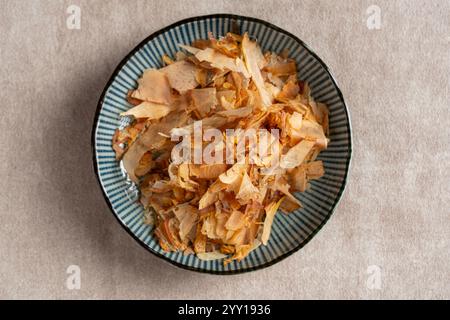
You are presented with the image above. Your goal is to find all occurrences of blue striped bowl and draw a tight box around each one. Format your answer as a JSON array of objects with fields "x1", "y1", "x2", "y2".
[{"x1": 92, "y1": 14, "x2": 352, "y2": 274}]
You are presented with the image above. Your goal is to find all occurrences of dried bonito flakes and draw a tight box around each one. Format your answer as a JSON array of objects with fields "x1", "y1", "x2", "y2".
[{"x1": 112, "y1": 32, "x2": 330, "y2": 264}]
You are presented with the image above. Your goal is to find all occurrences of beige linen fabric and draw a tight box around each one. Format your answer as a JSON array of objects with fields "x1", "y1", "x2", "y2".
[{"x1": 0, "y1": 0, "x2": 448, "y2": 299}]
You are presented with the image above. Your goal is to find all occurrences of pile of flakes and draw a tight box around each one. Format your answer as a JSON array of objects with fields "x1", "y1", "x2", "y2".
[{"x1": 112, "y1": 32, "x2": 329, "y2": 264}]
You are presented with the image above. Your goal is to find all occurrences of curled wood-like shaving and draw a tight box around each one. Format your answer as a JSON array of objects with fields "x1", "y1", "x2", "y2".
[{"x1": 131, "y1": 69, "x2": 172, "y2": 105}]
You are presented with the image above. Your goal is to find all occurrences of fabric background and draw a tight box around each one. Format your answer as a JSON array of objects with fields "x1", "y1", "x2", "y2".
[{"x1": 0, "y1": 0, "x2": 448, "y2": 299}]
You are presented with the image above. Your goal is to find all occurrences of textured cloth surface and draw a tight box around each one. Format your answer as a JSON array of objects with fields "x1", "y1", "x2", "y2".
[{"x1": 0, "y1": 0, "x2": 449, "y2": 299}]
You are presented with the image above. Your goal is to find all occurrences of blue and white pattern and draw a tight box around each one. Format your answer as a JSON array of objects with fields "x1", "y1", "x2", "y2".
[{"x1": 92, "y1": 14, "x2": 352, "y2": 274}]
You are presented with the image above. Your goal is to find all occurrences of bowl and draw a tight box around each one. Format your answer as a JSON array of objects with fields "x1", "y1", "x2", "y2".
[{"x1": 92, "y1": 14, "x2": 352, "y2": 274}]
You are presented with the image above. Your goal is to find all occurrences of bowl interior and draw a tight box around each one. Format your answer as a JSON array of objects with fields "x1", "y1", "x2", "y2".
[{"x1": 93, "y1": 14, "x2": 352, "y2": 274}]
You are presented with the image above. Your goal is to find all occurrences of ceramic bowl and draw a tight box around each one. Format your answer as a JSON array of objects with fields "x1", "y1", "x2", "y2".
[{"x1": 92, "y1": 14, "x2": 352, "y2": 274}]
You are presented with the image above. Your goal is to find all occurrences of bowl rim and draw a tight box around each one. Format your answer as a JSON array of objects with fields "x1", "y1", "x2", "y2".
[{"x1": 91, "y1": 13, "x2": 353, "y2": 275}]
